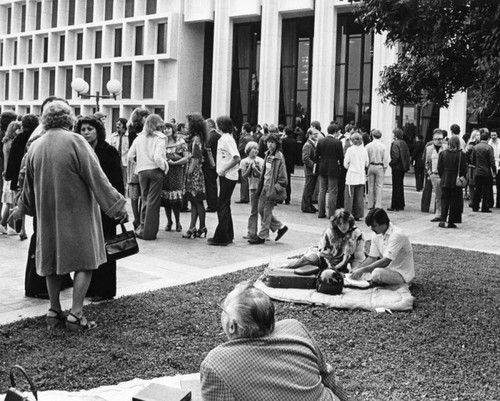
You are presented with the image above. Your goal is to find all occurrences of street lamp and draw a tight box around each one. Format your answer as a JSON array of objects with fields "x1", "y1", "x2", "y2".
[{"x1": 71, "y1": 78, "x2": 122, "y2": 110}]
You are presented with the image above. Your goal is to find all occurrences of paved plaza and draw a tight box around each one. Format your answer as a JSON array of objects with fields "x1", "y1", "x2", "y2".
[{"x1": 1, "y1": 168, "x2": 499, "y2": 325}]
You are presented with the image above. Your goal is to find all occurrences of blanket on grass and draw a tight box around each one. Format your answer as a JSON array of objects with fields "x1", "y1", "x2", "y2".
[{"x1": 254, "y1": 275, "x2": 414, "y2": 312}]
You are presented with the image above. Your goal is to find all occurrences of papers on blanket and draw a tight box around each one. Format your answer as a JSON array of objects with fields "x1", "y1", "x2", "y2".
[
  {"x1": 375, "y1": 307, "x2": 393, "y2": 314},
  {"x1": 344, "y1": 273, "x2": 371, "y2": 289}
]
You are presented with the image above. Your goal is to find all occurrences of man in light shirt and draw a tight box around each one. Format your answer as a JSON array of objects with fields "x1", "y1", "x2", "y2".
[
  {"x1": 488, "y1": 129, "x2": 500, "y2": 208},
  {"x1": 365, "y1": 129, "x2": 387, "y2": 209},
  {"x1": 108, "y1": 118, "x2": 129, "y2": 193},
  {"x1": 351, "y1": 208, "x2": 414, "y2": 286}
]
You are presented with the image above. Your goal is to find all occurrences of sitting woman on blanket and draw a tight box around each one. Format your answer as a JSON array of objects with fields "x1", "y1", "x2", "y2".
[
  {"x1": 286, "y1": 208, "x2": 365, "y2": 274},
  {"x1": 200, "y1": 281, "x2": 349, "y2": 401}
]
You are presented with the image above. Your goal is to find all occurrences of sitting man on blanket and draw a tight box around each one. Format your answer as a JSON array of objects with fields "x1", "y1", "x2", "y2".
[
  {"x1": 350, "y1": 208, "x2": 414, "y2": 286},
  {"x1": 201, "y1": 281, "x2": 349, "y2": 401}
]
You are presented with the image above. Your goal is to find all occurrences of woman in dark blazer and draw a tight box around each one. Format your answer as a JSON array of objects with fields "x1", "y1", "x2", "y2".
[
  {"x1": 438, "y1": 136, "x2": 467, "y2": 228},
  {"x1": 76, "y1": 116, "x2": 125, "y2": 301}
]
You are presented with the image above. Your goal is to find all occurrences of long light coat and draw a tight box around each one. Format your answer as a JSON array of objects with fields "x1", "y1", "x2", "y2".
[{"x1": 19, "y1": 129, "x2": 126, "y2": 276}]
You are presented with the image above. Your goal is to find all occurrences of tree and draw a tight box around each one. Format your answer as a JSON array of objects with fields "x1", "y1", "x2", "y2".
[{"x1": 356, "y1": 0, "x2": 500, "y2": 116}]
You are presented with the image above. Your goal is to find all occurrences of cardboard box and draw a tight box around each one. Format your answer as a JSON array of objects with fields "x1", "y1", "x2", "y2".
[{"x1": 132, "y1": 383, "x2": 191, "y2": 401}]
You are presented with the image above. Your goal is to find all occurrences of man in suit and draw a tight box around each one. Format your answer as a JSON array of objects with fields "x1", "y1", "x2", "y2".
[
  {"x1": 424, "y1": 129, "x2": 446, "y2": 221},
  {"x1": 412, "y1": 134, "x2": 425, "y2": 191},
  {"x1": 315, "y1": 123, "x2": 344, "y2": 218},
  {"x1": 204, "y1": 119, "x2": 221, "y2": 212},
  {"x1": 389, "y1": 128, "x2": 410, "y2": 211},
  {"x1": 281, "y1": 127, "x2": 297, "y2": 204},
  {"x1": 472, "y1": 131, "x2": 497, "y2": 212},
  {"x1": 301, "y1": 128, "x2": 319, "y2": 213}
]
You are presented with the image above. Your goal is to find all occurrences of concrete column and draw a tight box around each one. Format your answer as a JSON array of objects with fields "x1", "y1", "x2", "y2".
[
  {"x1": 370, "y1": 32, "x2": 397, "y2": 151},
  {"x1": 258, "y1": 0, "x2": 281, "y2": 125},
  {"x1": 210, "y1": 0, "x2": 233, "y2": 119},
  {"x1": 439, "y1": 91, "x2": 467, "y2": 135},
  {"x1": 310, "y1": 0, "x2": 336, "y2": 131}
]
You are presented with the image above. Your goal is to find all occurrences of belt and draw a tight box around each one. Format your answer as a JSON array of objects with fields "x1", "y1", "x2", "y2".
[{"x1": 370, "y1": 163, "x2": 384, "y2": 166}]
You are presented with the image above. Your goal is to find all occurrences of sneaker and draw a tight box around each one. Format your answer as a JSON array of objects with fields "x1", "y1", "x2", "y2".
[
  {"x1": 248, "y1": 236, "x2": 265, "y2": 245},
  {"x1": 275, "y1": 225, "x2": 288, "y2": 241},
  {"x1": 430, "y1": 217, "x2": 441, "y2": 222},
  {"x1": 0, "y1": 225, "x2": 7, "y2": 235}
]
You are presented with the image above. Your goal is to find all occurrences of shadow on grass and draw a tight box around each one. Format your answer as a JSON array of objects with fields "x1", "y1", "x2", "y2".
[{"x1": 1, "y1": 244, "x2": 499, "y2": 400}]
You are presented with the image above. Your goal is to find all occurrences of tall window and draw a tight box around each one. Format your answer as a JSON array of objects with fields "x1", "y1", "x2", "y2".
[
  {"x1": 146, "y1": 0, "x2": 157, "y2": 15},
  {"x1": 27, "y1": 39, "x2": 32, "y2": 63},
  {"x1": 59, "y1": 35, "x2": 65, "y2": 62},
  {"x1": 157, "y1": 23, "x2": 167, "y2": 54},
  {"x1": 105, "y1": 0, "x2": 113, "y2": 20},
  {"x1": 5, "y1": 73, "x2": 9, "y2": 100},
  {"x1": 95, "y1": 31, "x2": 102, "y2": 58},
  {"x1": 125, "y1": 0, "x2": 134, "y2": 18},
  {"x1": 0, "y1": 43, "x2": 3, "y2": 66},
  {"x1": 21, "y1": 5, "x2": 26, "y2": 32},
  {"x1": 68, "y1": 0, "x2": 75, "y2": 26},
  {"x1": 334, "y1": 13, "x2": 374, "y2": 130},
  {"x1": 76, "y1": 32, "x2": 83, "y2": 60},
  {"x1": 279, "y1": 17, "x2": 314, "y2": 129},
  {"x1": 33, "y1": 70, "x2": 39, "y2": 100},
  {"x1": 122, "y1": 65, "x2": 132, "y2": 99},
  {"x1": 83, "y1": 67, "x2": 91, "y2": 92},
  {"x1": 18, "y1": 71, "x2": 24, "y2": 100},
  {"x1": 65, "y1": 68, "x2": 73, "y2": 99},
  {"x1": 7, "y1": 7, "x2": 12, "y2": 34},
  {"x1": 102, "y1": 66, "x2": 110, "y2": 94},
  {"x1": 35, "y1": 2, "x2": 41, "y2": 30},
  {"x1": 86, "y1": 0, "x2": 94, "y2": 23},
  {"x1": 49, "y1": 69, "x2": 56, "y2": 96},
  {"x1": 13, "y1": 41, "x2": 17, "y2": 65},
  {"x1": 51, "y1": 0, "x2": 58, "y2": 28},
  {"x1": 135, "y1": 26, "x2": 144, "y2": 55},
  {"x1": 114, "y1": 28, "x2": 122, "y2": 57},
  {"x1": 43, "y1": 37, "x2": 49, "y2": 62},
  {"x1": 143, "y1": 64, "x2": 154, "y2": 98},
  {"x1": 230, "y1": 23, "x2": 261, "y2": 128}
]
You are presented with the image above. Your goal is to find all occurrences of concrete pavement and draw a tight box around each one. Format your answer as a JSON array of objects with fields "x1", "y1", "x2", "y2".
[{"x1": 1, "y1": 168, "x2": 499, "y2": 325}]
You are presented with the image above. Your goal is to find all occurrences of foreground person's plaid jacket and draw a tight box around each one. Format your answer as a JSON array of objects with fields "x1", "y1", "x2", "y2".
[{"x1": 200, "y1": 319, "x2": 349, "y2": 401}]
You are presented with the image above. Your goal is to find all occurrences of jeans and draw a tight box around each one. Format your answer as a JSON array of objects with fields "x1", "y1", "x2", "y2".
[
  {"x1": 344, "y1": 184, "x2": 365, "y2": 219},
  {"x1": 212, "y1": 176, "x2": 237, "y2": 243},
  {"x1": 239, "y1": 171, "x2": 249, "y2": 202},
  {"x1": 318, "y1": 175, "x2": 339, "y2": 218},
  {"x1": 367, "y1": 165, "x2": 384, "y2": 208},
  {"x1": 301, "y1": 174, "x2": 318, "y2": 211},
  {"x1": 138, "y1": 168, "x2": 164, "y2": 240},
  {"x1": 258, "y1": 193, "x2": 283, "y2": 239},
  {"x1": 247, "y1": 189, "x2": 259, "y2": 237},
  {"x1": 429, "y1": 174, "x2": 442, "y2": 216}
]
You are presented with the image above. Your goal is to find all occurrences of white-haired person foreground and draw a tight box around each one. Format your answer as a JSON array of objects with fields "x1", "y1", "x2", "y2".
[{"x1": 200, "y1": 282, "x2": 349, "y2": 401}]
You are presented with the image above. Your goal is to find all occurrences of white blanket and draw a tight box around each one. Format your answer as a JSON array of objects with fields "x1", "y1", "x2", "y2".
[{"x1": 255, "y1": 275, "x2": 414, "y2": 312}]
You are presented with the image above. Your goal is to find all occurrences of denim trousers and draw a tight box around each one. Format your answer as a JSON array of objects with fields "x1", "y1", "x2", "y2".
[
  {"x1": 247, "y1": 189, "x2": 259, "y2": 237},
  {"x1": 212, "y1": 176, "x2": 237, "y2": 243},
  {"x1": 344, "y1": 184, "x2": 365, "y2": 219},
  {"x1": 430, "y1": 174, "x2": 442, "y2": 216},
  {"x1": 318, "y1": 175, "x2": 339, "y2": 218},
  {"x1": 138, "y1": 168, "x2": 164, "y2": 240},
  {"x1": 258, "y1": 192, "x2": 283, "y2": 239}
]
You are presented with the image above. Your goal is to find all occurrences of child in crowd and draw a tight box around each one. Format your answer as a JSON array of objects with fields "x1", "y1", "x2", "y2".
[{"x1": 240, "y1": 141, "x2": 264, "y2": 241}]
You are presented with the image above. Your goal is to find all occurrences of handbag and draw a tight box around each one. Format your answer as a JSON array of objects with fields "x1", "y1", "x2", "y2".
[
  {"x1": 105, "y1": 223, "x2": 139, "y2": 261},
  {"x1": 5, "y1": 365, "x2": 38, "y2": 401},
  {"x1": 455, "y1": 152, "x2": 467, "y2": 188}
]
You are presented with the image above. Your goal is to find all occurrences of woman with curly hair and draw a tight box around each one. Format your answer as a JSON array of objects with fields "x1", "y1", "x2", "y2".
[
  {"x1": 75, "y1": 115, "x2": 124, "y2": 301},
  {"x1": 182, "y1": 113, "x2": 207, "y2": 238},
  {"x1": 127, "y1": 107, "x2": 151, "y2": 228}
]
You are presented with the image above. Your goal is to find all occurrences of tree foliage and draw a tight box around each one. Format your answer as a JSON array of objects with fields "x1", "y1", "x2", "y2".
[{"x1": 357, "y1": 0, "x2": 500, "y2": 114}]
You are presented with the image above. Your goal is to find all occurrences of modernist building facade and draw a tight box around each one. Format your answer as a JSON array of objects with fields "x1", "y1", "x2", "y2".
[{"x1": 0, "y1": 0, "x2": 467, "y2": 147}]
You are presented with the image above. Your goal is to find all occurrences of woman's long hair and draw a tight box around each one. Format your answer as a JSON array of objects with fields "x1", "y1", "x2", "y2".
[
  {"x1": 143, "y1": 114, "x2": 165, "y2": 136},
  {"x1": 75, "y1": 116, "x2": 106, "y2": 144},
  {"x1": 186, "y1": 113, "x2": 207, "y2": 144}
]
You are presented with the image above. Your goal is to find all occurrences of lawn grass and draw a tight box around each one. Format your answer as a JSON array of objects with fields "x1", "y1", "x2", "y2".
[{"x1": 1, "y1": 244, "x2": 499, "y2": 400}]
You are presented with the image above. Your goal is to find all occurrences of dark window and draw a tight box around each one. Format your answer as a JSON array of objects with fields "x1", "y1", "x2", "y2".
[
  {"x1": 49, "y1": 69, "x2": 55, "y2": 96},
  {"x1": 111, "y1": 108, "x2": 120, "y2": 126},
  {"x1": 105, "y1": 0, "x2": 113, "y2": 20},
  {"x1": 83, "y1": 67, "x2": 91, "y2": 93},
  {"x1": 122, "y1": 65, "x2": 132, "y2": 99},
  {"x1": 21, "y1": 5, "x2": 26, "y2": 32},
  {"x1": 68, "y1": 0, "x2": 75, "y2": 26},
  {"x1": 5, "y1": 72, "x2": 9, "y2": 100},
  {"x1": 143, "y1": 64, "x2": 154, "y2": 98},
  {"x1": 13, "y1": 41, "x2": 17, "y2": 65},
  {"x1": 74, "y1": 106, "x2": 81, "y2": 116},
  {"x1": 157, "y1": 23, "x2": 167, "y2": 54},
  {"x1": 43, "y1": 37, "x2": 49, "y2": 62},
  {"x1": 146, "y1": 0, "x2": 157, "y2": 15},
  {"x1": 76, "y1": 32, "x2": 83, "y2": 60},
  {"x1": 7, "y1": 7, "x2": 11, "y2": 34},
  {"x1": 86, "y1": 0, "x2": 94, "y2": 23},
  {"x1": 125, "y1": 0, "x2": 134, "y2": 18},
  {"x1": 0, "y1": 43, "x2": 3, "y2": 66},
  {"x1": 95, "y1": 31, "x2": 102, "y2": 58},
  {"x1": 33, "y1": 70, "x2": 39, "y2": 100},
  {"x1": 135, "y1": 26, "x2": 143, "y2": 55},
  {"x1": 154, "y1": 107, "x2": 164, "y2": 119},
  {"x1": 65, "y1": 68, "x2": 73, "y2": 99},
  {"x1": 51, "y1": 0, "x2": 58, "y2": 28},
  {"x1": 59, "y1": 35, "x2": 65, "y2": 61},
  {"x1": 27, "y1": 39, "x2": 32, "y2": 64},
  {"x1": 19, "y1": 71, "x2": 24, "y2": 100},
  {"x1": 102, "y1": 66, "x2": 111, "y2": 94},
  {"x1": 35, "y1": 2, "x2": 41, "y2": 30},
  {"x1": 114, "y1": 28, "x2": 122, "y2": 57}
]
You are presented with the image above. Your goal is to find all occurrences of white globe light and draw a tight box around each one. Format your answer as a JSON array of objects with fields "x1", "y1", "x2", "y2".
[
  {"x1": 71, "y1": 78, "x2": 89, "y2": 94},
  {"x1": 106, "y1": 79, "x2": 122, "y2": 95}
]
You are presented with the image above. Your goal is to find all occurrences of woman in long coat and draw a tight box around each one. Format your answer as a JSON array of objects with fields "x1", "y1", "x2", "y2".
[{"x1": 76, "y1": 116, "x2": 125, "y2": 302}]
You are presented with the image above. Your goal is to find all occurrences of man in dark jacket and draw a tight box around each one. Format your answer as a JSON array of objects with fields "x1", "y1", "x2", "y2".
[
  {"x1": 204, "y1": 119, "x2": 221, "y2": 212},
  {"x1": 315, "y1": 123, "x2": 344, "y2": 218},
  {"x1": 472, "y1": 132, "x2": 497, "y2": 212},
  {"x1": 281, "y1": 127, "x2": 297, "y2": 204},
  {"x1": 389, "y1": 128, "x2": 410, "y2": 211},
  {"x1": 412, "y1": 134, "x2": 425, "y2": 191},
  {"x1": 301, "y1": 129, "x2": 319, "y2": 213}
]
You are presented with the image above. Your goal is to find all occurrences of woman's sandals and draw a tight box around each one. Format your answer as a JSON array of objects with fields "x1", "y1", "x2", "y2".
[
  {"x1": 65, "y1": 312, "x2": 97, "y2": 332},
  {"x1": 46, "y1": 308, "x2": 67, "y2": 330}
]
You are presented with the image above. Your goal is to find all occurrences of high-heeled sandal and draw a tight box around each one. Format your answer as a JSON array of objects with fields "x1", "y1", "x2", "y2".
[
  {"x1": 195, "y1": 227, "x2": 208, "y2": 238},
  {"x1": 46, "y1": 308, "x2": 66, "y2": 330},
  {"x1": 165, "y1": 223, "x2": 173, "y2": 231},
  {"x1": 176, "y1": 224, "x2": 182, "y2": 232},
  {"x1": 65, "y1": 312, "x2": 97, "y2": 332},
  {"x1": 182, "y1": 228, "x2": 196, "y2": 238}
]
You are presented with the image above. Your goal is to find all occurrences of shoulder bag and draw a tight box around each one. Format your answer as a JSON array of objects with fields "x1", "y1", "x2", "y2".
[
  {"x1": 5, "y1": 365, "x2": 38, "y2": 401},
  {"x1": 105, "y1": 223, "x2": 139, "y2": 261},
  {"x1": 455, "y1": 152, "x2": 467, "y2": 188}
]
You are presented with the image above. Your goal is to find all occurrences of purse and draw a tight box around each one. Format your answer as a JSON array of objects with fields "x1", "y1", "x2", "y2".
[
  {"x1": 455, "y1": 152, "x2": 467, "y2": 188},
  {"x1": 105, "y1": 223, "x2": 139, "y2": 261},
  {"x1": 5, "y1": 365, "x2": 38, "y2": 401}
]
